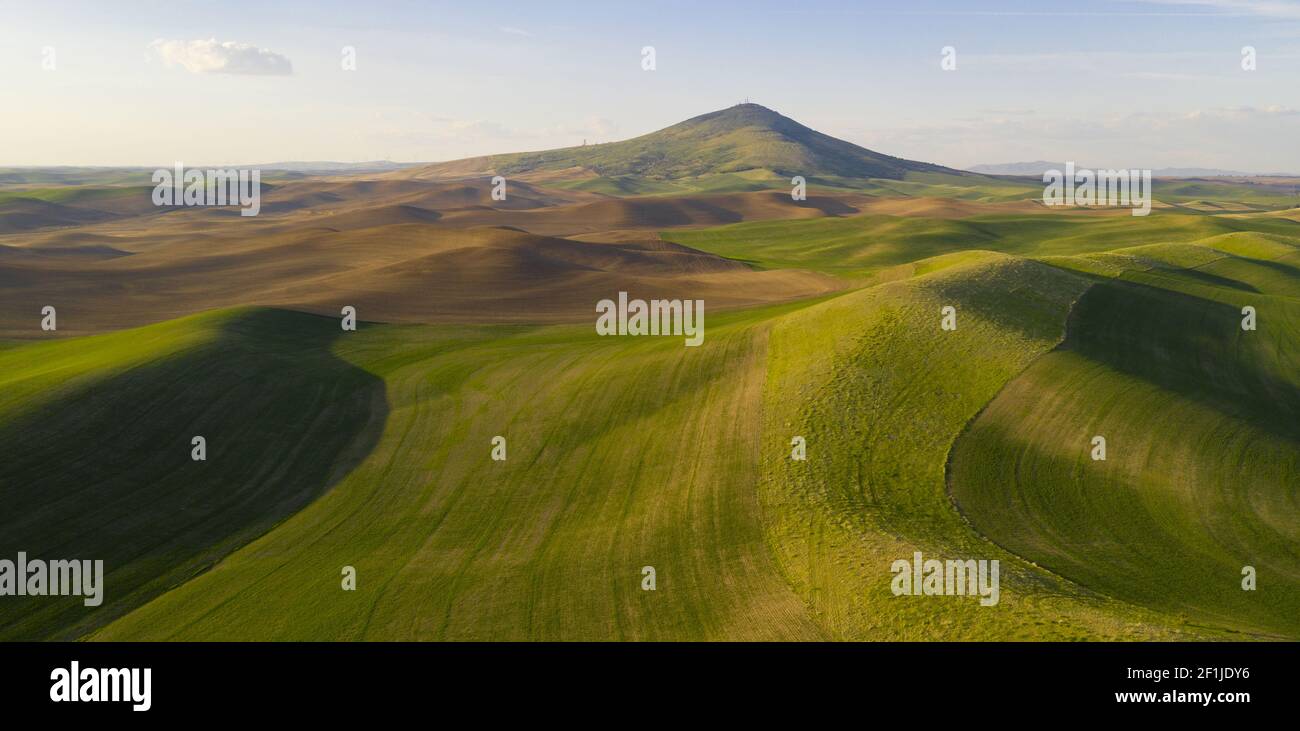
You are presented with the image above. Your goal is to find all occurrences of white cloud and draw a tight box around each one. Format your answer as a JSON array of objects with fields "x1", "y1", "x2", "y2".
[
  {"x1": 499, "y1": 27, "x2": 533, "y2": 37},
  {"x1": 149, "y1": 38, "x2": 292, "y2": 76}
]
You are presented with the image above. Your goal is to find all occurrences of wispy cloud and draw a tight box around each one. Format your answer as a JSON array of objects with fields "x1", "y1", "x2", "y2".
[
  {"x1": 1183, "y1": 104, "x2": 1300, "y2": 119},
  {"x1": 1122, "y1": 70, "x2": 1224, "y2": 81},
  {"x1": 499, "y1": 26, "x2": 533, "y2": 37},
  {"x1": 1132, "y1": 0, "x2": 1300, "y2": 19},
  {"x1": 963, "y1": 50, "x2": 1226, "y2": 69},
  {"x1": 847, "y1": 105, "x2": 1300, "y2": 172},
  {"x1": 149, "y1": 38, "x2": 293, "y2": 76}
]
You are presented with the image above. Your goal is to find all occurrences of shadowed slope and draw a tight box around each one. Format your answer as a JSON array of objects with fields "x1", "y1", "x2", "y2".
[
  {"x1": 755, "y1": 253, "x2": 1218, "y2": 639},
  {"x1": 95, "y1": 307, "x2": 827, "y2": 641},
  {"x1": 949, "y1": 252, "x2": 1300, "y2": 638},
  {"x1": 0, "y1": 308, "x2": 386, "y2": 639},
  {"x1": 0, "y1": 223, "x2": 841, "y2": 336},
  {"x1": 0, "y1": 197, "x2": 119, "y2": 233}
]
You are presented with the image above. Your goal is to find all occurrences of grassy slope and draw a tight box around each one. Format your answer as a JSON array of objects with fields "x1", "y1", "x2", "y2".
[
  {"x1": 552, "y1": 172, "x2": 1298, "y2": 206},
  {"x1": 0, "y1": 186, "x2": 150, "y2": 205},
  {"x1": 96, "y1": 305, "x2": 828, "y2": 640},
  {"x1": 545, "y1": 170, "x2": 1040, "y2": 200},
  {"x1": 95, "y1": 255, "x2": 1229, "y2": 641},
  {"x1": 757, "y1": 253, "x2": 1210, "y2": 639},
  {"x1": 1154, "y1": 179, "x2": 1300, "y2": 207},
  {"x1": 3, "y1": 201, "x2": 1294, "y2": 641},
  {"x1": 664, "y1": 208, "x2": 1300, "y2": 280},
  {"x1": 949, "y1": 241, "x2": 1300, "y2": 639},
  {"x1": 548, "y1": 169, "x2": 788, "y2": 196},
  {"x1": 446, "y1": 104, "x2": 957, "y2": 183},
  {"x1": 0, "y1": 308, "x2": 384, "y2": 640}
]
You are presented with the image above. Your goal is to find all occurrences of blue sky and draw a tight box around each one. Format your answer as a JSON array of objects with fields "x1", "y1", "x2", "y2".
[{"x1": 2, "y1": 0, "x2": 1298, "y2": 170}]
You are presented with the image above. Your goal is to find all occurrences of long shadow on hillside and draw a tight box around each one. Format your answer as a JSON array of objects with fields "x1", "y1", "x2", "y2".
[
  {"x1": 1160, "y1": 266, "x2": 1260, "y2": 293},
  {"x1": 950, "y1": 416, "x2": 1300, "y2": 639},
  {"x1": 1243, "y1": 254, "x2": 1300, "y2": 284},
  {"x1": 949, "y1": 270, "x2": 1300, "y2": 639},
  {"x1": 1062, "y1": 278, "x2": 1300, "y2": 441},
  {"x1": 0, "y1": 308, "x2": 387, "y2": 640},
  {"x1": 916, "y1": 257, "x2": 1091, "y2": 345}
]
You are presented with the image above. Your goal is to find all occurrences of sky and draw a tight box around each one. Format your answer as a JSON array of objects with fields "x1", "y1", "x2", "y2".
[{"x1": 1, "y1": 0, "x2": 1298, "y2": 171}]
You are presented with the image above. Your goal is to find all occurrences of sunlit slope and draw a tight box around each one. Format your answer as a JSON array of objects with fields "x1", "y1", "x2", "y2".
[
  {"x1": 0, "y1": 308, "x2": 384, "y2": 640},
  {"x1": 664, "y1": 208, "x2": 1300, "y2": 280},
  {"x1": 949, "y1": 241, "x2": 1300, "y2": 639},
  {"x1": 403, "y1": 103, "x2": 959, "y2": 183},
  {"x1": 757, "y1": 252, "x2": 1213, "y2": 639},
  {"x1": 96, "y1": 254, "x2": 1227, "y2": 641},
  {"x1": 96, "y1": 306, "x2": 826, "y2": 640},
  {"x1": 26, "y1": 209, "x2": 1296, "y2": 641}
]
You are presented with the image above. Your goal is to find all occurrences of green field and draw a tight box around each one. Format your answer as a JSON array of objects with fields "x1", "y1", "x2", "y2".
[
  {"x1": 2, "y1": 196, "x2": 1297, "y2": 641},
  {"x1": 665, "y1": 208, "x2": 1300, "y2": 280},
  {"x1": 949, "y1": 242, "x2": 1300, "y2": 639},
  {"x1": 0, "y1": 309, "x2": 383, "y2": 640}
]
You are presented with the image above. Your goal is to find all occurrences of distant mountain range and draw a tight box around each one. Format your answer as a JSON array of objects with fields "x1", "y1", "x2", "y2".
[
  {"x1": 967, "y1": 161, "x2": 1296, "y2": 178},
  {"x1": 0, "y1": 161, "x2": 418, "y2": 187},
  {"x1": 247, "y1": 161, "x2": 420, "y2": 173}
]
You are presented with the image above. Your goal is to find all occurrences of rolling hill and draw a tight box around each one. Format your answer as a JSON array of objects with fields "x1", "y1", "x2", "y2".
[
  {"x1": 2, "y1": 103, "x2": 1299, "y2": 643},
  {"x1": 401, "y1": 103, "x2": 965, "y2": 184},
  {"x1": 949, "y1": 240, "x2": 1300, "y2": 639},
  {"x1": 0, "y1": 309, "x2": 384, "y2": 640}
]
